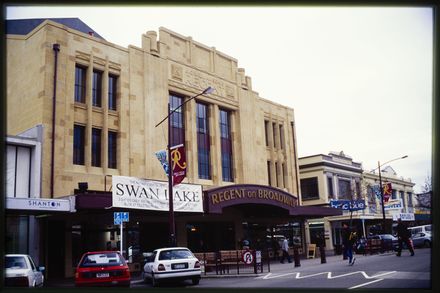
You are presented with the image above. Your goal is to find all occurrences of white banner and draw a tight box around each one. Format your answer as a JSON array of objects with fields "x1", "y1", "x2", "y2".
[
  {"x1": 384, "y1": 199, "x2": 403, "y2": 210},
  {"x1": 112, "y1": 176, "x2": 203, "y2": 212}
]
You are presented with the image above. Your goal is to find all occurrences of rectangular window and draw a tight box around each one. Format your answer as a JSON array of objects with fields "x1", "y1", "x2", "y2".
[
  {"x1": 355, "y1": 181, "x2": 361, "y2": 199},
  {"x1": 275, "y1": 162, "x2": 279, "y2": 187},
  {"x1": 327, "y1": 177, "x2": 334, "y2": 198},
  {"x1": 338, "y1": 179, "x2": 351, "y2": 200},
  {"x1": 196, "y1": 102, "x2": 210, "y2": 179},
  {"x1": 407, "y1": 192, "x2": 413, "y2": 207},
  {"x1": 264, "y1": 120, "x2": 269, "y2": 147},
  {"x1": 267, "y1": 161, "x2": 271, "y2": 186},
  {"x1": 108, "y1": 74, "x2": 117, "y2": 111},
  {"x1": 272, "y1": 123, "x2": 277, "y2": 148},
  {"x1": 74, "y1": 65, "x2": 86, "y2": 103},
  {"x1": 6, "y1": 145, "x2": 32, "y2": 198},
  {"x1": 91, "y1": 128, "x2": 102, "y2": 167},
  {"x1": 279, "y1": 125, "x2": 284, "y2": 149},
  {"x1": 400, "y1": 191, "x2": 406, "y2": 206},
  {"x1": 108, "y1": 131, "x2": 117, "y2": 169},
  {"x1": 92, "y1": 70, "x2": 102, "y2": 107},
  {"x1": 220, "y1": 109, "x2": 233, "y2": 182},
  {"x1": 73, "y1": 125, "x2": 85, "y2": 165},
  {"x1": 281, "y1": 163, "x2": 285, "y2": 188},
  {"x1": 391, "y1": 189, "x2": 397, "y2": 200},
  {"x1": 169, "y1": 94, "x2": 185, "y2": 147},
  {"x1": 300, "y1": 177, "x2": 319, "y2": 200}
]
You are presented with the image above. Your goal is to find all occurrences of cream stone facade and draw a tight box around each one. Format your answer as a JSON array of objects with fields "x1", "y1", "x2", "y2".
[
  {"x1": 7, "y1": 18, "x2": 306, "y2": 278},
  {"x1": 7, "y1": 20, "x2": 300, "y2": 198}
]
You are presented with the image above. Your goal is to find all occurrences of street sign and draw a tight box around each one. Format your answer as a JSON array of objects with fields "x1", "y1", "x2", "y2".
[
  {"x1": 242, "y1": 250, "x2": 254, "y2": 265},
  {"x1": 114, "y1": 212, "x2": 129, "y2": 225},
  {"x1": 329, "y1": 199, "x2": 366, "y2": 211}
]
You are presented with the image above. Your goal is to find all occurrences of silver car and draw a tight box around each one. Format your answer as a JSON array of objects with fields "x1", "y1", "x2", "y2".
[
  {"x1": 142, "y1": 247, "x2": 201, "y2": 287},
  {"x1": 5, "y1": 254, "x2": 45, "y2": 287},
  {"x1": 411, "y1": 232, "x2": 431, "y2": 248}
]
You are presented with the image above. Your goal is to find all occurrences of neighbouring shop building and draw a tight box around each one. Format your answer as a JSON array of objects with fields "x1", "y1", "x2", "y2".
[
  {"x1": 6, "y1": 18, "x2": 340, "y2": 279},
  {"x1": 298, "y1": 151, "x2": 416, "y2": 253}
]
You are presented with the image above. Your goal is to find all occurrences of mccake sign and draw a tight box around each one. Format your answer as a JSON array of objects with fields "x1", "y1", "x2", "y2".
[{"x1": 206, "y1": 184, "x2": 298, "y2": 214}]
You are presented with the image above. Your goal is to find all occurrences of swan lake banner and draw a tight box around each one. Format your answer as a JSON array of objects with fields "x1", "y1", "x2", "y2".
[{"x1": 112, "y1": 176, "x2": 203, "y2": 212}]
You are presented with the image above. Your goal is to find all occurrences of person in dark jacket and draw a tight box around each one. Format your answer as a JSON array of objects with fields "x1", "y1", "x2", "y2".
[
  {"x1": 396, "y1": 219, "x2": 415, "y2": 256},
  {"x1": 341, "y1": 223, "x2": 356, "y2": 265}
]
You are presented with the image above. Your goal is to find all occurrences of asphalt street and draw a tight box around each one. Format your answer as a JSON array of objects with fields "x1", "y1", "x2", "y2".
[{"x1": 131, "y1": 247, "x2": 431, "y2": 289}]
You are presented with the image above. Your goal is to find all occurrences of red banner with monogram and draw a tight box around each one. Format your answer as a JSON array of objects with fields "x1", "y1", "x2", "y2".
[
  {"x1": 170, "y1": 144, "x2": 187, "y2": 186},
  {"x1": 382, "y1": 182, "x2": 392, "y2": 203}
]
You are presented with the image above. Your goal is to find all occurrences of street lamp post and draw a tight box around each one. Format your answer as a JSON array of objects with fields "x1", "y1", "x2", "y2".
[
  {"x1": 155, "y1": 86, "x2": 214, "y2": 247},
  {"x1": 376, "y1": 155, "x2": 408, "y2": 234}
]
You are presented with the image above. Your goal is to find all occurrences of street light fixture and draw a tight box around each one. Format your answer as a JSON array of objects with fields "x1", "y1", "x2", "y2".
[
  {"x1": 155, "y1": 86, "x2": 214, "y2": 247},
  {"x1": 376, "y1": 155, "x2": 408, "y2": 234}
]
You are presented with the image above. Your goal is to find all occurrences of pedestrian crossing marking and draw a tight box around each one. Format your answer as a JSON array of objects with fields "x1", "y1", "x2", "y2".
[{"x1": 257, "y1": 271, "x2": 396, "y2": 280}]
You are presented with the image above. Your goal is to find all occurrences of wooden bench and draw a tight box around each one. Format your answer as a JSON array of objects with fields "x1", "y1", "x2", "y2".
[{"x1": 193, "y1": 252, "x2": 218, "y2": 274}]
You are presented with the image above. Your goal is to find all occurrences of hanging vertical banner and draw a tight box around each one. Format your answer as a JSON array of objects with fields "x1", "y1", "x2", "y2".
[
  {"x1": 383, "y1": 182, "x2": 392, "y2": 203},
  {"x1": 155, "y1": 149, "x2": 169, "y2": 177},
  {"x1": 171, "y1": 144, "x2": 187, "y2": 186}
]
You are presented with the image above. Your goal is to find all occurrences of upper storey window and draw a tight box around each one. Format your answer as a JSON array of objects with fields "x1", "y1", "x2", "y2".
[
  {"x1": 108, "y1": 74, "x2": 118, "y2": 111},
  {"x1": 74, "y1": 65, "x2": 87, "y2": 103},
  {"x1": 169, "y1": 94, "x2": 185, "y2": 147},
  {"x1": 196, "y1": 102, "x2": 210, "y2": 180},
  {"x1": 92, "y1": 70, "x2": 102, "y2": 107},
  {"x1": 220, "y1": 109, "x2": 233, "y2": 182}
]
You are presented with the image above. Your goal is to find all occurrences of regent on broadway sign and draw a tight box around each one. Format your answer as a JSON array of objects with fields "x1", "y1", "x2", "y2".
[
  {"x1": 112, "y1": 176, "x2": 203, "y2": 212},
  {"x1": 205, "y1": 184, "x2": 298, "y2": 214}
]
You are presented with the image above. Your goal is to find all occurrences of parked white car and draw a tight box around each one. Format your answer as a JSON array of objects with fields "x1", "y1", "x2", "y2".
[
  {"x1": 5, "y1": 254, "x2": 45, "y2": 287},
  {"x1": 142, "y1": 247, "x2": 201, "y2": 287}
]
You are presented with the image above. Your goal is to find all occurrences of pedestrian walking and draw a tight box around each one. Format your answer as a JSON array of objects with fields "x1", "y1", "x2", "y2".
[
  {"x1": 396, "y1": 218, "x2": 415, "y2": 256},
  {"x1": 279, "y1": 237, "x2": 292, "y2": 264},
  {"x1": 341, "y1": 223, "x2": 356, "y2": 266}
]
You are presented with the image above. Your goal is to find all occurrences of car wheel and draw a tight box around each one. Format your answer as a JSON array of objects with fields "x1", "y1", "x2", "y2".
[
  {"x1": 151, "y1": 273, "x2": 158, "y2": 287},
  {"x1": 192, "y1": 278, "x2": 200, "y2": 285},
  {"x1": 424, "y1": 240, "x2": 431, "y2": 248}
]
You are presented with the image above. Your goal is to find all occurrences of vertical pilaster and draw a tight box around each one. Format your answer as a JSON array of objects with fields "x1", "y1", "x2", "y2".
[
  {"x1": 102, "y1": 58, "x2": 109, "y2": 172},
  {"x1": 85, "y1": 57, "x2": 93, "y2": 171},
  {"x1": 185, "y1": 98, "x2": 197, "y2": 182}
]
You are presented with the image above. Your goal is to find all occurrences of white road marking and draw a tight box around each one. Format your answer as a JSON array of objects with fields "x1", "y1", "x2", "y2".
[
  {"x1": 257, "y1": 271, "x2": 397, "y2": 280},
  {"x1": 348, "y1": 278, "x2": 384, "y2": 289}
]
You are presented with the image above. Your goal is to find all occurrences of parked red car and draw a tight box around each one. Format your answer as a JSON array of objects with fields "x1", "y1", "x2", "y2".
[{"x1": 75, "y1": 251, "x2": 130, "y2": 287}]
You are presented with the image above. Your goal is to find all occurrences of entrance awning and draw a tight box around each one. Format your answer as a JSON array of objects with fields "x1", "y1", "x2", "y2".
[{"x1": 204, "y1": 184, "x2": 342, "y2": 217}]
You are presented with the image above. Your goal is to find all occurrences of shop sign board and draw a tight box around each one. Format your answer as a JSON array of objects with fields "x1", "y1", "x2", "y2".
[
  {"x1": 384, "y1": 199, "x2": 403, "y2": 210},
  {"x1": 112, "y1": 176, "x2": 203, "y2": 212},
  {"x1": 6, "y1": 197, "x2": 72, "y2": 212},
  {"x1": 392, "y1": 212, "x2": 415, "y2": 221},
  {"x1": 329, "y1": 199, "x2": 366, "y2": 211}
]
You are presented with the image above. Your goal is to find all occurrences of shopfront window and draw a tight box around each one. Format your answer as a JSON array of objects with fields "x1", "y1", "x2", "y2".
[{"x1": 5, "y1": 216, "x2": 29, "y2": 254}]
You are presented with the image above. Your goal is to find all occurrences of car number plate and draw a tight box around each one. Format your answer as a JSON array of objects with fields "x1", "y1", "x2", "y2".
[
  {"x1": 96, "y1": 272, "x2": 109, "y2": 278},
  {"x1": 172, "y1": 263, "x2": 187, "y2": 269}
]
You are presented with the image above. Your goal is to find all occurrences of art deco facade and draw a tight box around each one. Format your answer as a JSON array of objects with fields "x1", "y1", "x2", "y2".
[
  {"x1": 6, "y1": 18, "x2": 311, "y2": 278},
  {"x1": 7, "y1": 18, "x2": 300, "y2": 199}
]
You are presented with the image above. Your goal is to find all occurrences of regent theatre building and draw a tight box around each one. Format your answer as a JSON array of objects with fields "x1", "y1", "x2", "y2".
[{"x1": 6, "y1": 18, "x2": 340, "y2": 279}]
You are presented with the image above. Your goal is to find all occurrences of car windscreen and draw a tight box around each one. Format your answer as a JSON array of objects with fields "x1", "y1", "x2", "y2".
[
  {"x1": 5, "y1": 256, "x2": 28, "y2": 269},
  {"x1": 79, "y1": 252, "x2": 123, "y2": 267},
  {"x1": 158, "y1": 249, "x2": 193, "y2": 260}
]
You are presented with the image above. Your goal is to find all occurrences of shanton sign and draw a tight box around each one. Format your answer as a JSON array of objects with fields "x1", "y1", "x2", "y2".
[{"x1": 205, "y1": 184, "x2": 299, "y2": 214}]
